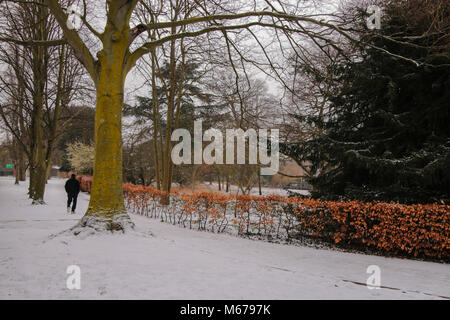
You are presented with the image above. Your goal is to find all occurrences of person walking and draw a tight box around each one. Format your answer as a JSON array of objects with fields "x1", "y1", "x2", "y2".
[{"x1": 65, "y1": 174, "x2": 80, "y2": 214}]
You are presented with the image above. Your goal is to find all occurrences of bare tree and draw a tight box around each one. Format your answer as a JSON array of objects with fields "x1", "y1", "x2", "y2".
[{"x1": 0, "y1": 0, "x2": 88, "y2": 203}]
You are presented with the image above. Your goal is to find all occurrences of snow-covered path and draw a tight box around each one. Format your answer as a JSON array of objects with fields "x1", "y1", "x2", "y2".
[{"x1": 0, "y1": 177, "x2": 448, "y2": 299}]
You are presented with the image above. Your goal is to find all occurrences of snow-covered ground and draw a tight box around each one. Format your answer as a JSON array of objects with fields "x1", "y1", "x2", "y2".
[
  {"x1": 0, "y1": 176, "x2": 448, "y2": 299},
  {"x1": 189, "y1": 182, "x2": 310, "y2": 197},
  {"x1": 208, "y1": 182, "x2": 293, "y2": 196}
]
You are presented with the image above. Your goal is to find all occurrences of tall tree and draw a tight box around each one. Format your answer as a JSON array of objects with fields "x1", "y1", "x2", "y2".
[
  {"x1": 295, "y1": 0, "x2": 450, "y2": 203},
  {"x1": 0, "y1": 1, "x2": 85, "y2": 202},
  {"x1": 128, "y1": 60, "x2": 218, "y2": 192}
]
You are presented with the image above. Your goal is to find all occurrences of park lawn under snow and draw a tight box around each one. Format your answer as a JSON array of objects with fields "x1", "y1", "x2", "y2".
[{"x1": 0, "y1": 176, "x2": 448, "y2": 300}]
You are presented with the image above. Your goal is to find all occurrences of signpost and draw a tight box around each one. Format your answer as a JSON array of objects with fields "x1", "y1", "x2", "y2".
[{"x1": 6, "y1": 164, "x2": 13, "y2": 169}]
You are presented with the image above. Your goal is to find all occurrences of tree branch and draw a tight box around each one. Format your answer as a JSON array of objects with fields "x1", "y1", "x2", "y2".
[
  {"x1": 44, "y1": 0, "x2": 97, "y2": 81},
  {"x1": 0, "y1": 36, "x2": 66, "y2": 46},
  {"x1": 126, "y1": 21, "x2": 308, "y2": 75}
]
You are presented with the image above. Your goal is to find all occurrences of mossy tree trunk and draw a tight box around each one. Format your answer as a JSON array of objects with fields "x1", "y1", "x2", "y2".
[
  {"x1": 30, "y1": 1, "x2": 48, "y2": 204},
  {"x1": 74, "y1": 2, "x2": 136, "y2": 231},
  {"x1": 17, "y1": 147, "x2": 26, "y2": 182},
  {"x1": 44, "y1": 45, "x2": 66, "y2": 183},
  {"x1": 80, "y1": 59, "x2": 130, "y2": 230}
]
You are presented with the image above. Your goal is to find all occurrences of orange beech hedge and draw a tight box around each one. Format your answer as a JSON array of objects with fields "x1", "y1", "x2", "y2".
[
  {"x1": 76, "y1": 175, "x2": 92, "y2": 193},
  {"x1": 79, "y1": 177, "x2": 449, "y2": 260},
  {"x1": 286, "y1": 198, "x2": 449, "y2": 260}
]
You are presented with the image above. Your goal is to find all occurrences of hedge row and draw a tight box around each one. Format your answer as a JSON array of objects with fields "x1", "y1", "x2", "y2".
[
  {"x1": 122, "y1": 183, "x2": 449, "y2": 261},
  {"x1": 75, "y1": 174, "x2": 92, "y2": 193},
  {"x1": 73, "y1": 173, "x2": 449, "y2": 260}
]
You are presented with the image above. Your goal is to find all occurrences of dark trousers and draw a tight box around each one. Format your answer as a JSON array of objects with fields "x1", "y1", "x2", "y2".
[{"x1": 67, "y1": 193, "x2": 78, "y2": 212}]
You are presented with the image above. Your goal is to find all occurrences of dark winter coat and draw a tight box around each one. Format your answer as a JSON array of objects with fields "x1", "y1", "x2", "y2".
[{"x1": 65, "y1": 178, "x2": 80, "y2": 195}]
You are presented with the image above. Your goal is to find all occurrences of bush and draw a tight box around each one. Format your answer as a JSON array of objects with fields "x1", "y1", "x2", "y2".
[{"x1": 121, "y1": 182, "x2": 449, "y2": 261}]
